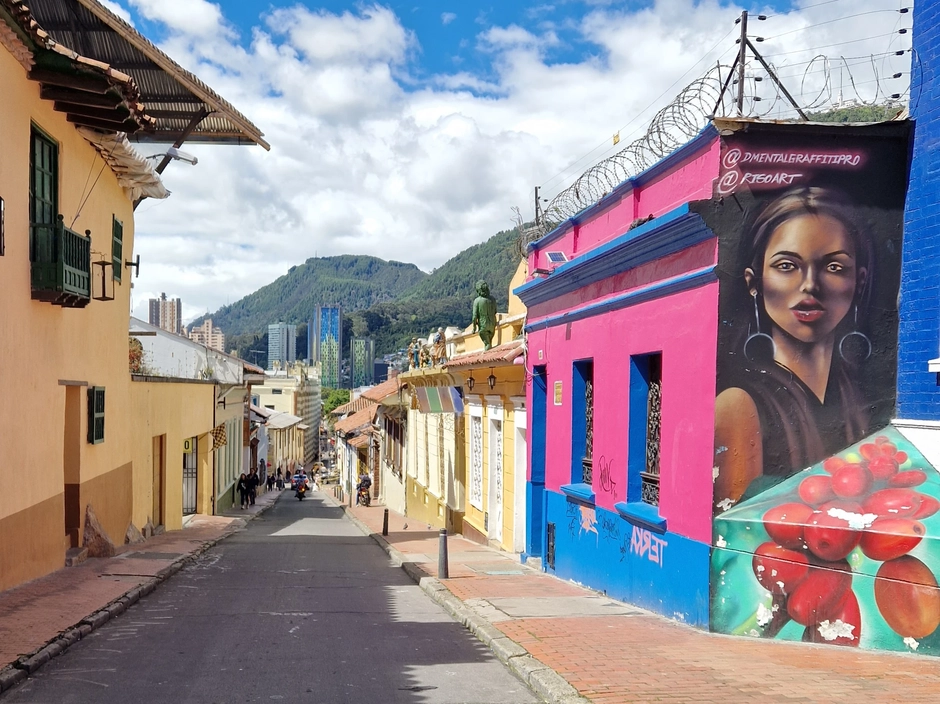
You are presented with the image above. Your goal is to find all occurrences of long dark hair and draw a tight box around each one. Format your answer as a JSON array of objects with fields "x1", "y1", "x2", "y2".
[
  {"x1": 745, "y1": 186, "x2": 874, "y2": 341},
  {"x1": 729, "y1": 187, "x2": 873, "y2": 475}
]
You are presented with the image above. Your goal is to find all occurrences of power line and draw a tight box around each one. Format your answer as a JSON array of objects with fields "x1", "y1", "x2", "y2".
[
  {"x1": 538, "y1": 21, "x2": 737, "y2": 193},
  {"x1": 765, "y1": 8, "x2": 910, "y2": 41}
]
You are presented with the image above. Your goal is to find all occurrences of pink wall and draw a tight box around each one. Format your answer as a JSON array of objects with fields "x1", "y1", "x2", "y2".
[
  {"x1": 526, "y1": 282, "x2": 718, "y2": 544},
  {"x1": 529, "y1": 239, "x2": 717, "y2": 321},
  {"x1": 532, "y1": 138, "x2": 720, "y2": 272}
]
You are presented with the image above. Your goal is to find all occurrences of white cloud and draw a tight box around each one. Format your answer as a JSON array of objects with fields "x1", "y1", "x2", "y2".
[
  {"x1": 128, "y1": 0, "x2": 230, "y2": 37},
  {"x1": 441, "y1": 12, "x2": 457, "y2": 25},
  {"x1": 124, "y1": 0, "x2": 912, "y2": 323},
  {"x1": 99, "y1": 0, "x2": 134, "y2": 26}
]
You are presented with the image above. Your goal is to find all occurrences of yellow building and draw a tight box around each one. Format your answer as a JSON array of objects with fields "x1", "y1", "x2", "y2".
[
  {"x1": 445, "y1": 262, "x2": 528, "y2": 552},
  {"x1": 0, "y1": 1, "x2": 266, "y2": 591}
]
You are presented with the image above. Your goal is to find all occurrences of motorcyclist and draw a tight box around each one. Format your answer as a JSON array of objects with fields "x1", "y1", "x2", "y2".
[{"x1": 356, "y1": 473, "x2": 372, "y2": 506}]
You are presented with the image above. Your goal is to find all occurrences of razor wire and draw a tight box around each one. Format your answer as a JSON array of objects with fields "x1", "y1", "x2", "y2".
[
  {"x1": 525, "y1": 47, "x2": 910, "y2": 249},
  {"x1": 538, "y1": 63, "x2": 732, "y2": 233}
]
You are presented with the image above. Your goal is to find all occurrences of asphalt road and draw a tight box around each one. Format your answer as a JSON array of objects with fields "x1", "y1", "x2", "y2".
[{"x1": 3, "y1": 492, "x2": 538, "y2": 704}]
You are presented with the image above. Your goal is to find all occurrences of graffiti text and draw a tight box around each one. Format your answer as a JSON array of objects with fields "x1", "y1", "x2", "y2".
[{"x1": 629, "y1": 525, "x2": 668, "y2": 567}]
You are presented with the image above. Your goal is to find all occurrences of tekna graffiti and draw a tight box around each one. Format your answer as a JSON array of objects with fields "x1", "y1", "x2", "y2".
[{"x1": 626, "y1": 525, "x2": 668, "y2": 567}]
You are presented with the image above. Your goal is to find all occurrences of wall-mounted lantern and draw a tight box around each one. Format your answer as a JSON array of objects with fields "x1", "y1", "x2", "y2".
[
  {"x1": 487, "y1": 368, "x2": 497, "y2": 390},
  {"x1": 92, "y1": 258, "x2": 115, "y2": 301}
]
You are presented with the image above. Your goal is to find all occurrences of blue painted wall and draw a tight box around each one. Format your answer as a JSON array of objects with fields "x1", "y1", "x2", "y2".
[
  {"x1": 899, "y1": 2, "x2": 940, "y2": 419},
  {"x1": 543, "y1": 491, "x2": 710, "y2": 626}
]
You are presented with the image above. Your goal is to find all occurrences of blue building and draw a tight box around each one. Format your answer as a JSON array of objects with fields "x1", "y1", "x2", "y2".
[{"x1": 315, "y1": 306, "x2": 343, "y2": 389}]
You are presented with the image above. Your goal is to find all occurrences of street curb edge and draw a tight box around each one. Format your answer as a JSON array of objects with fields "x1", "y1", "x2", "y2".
[
  {"x1": 0, "y1": 496, "x2": 282, "y2": 696},
  {"x1": 337, "y1": 503, "x2": 591, "y2": 704}
]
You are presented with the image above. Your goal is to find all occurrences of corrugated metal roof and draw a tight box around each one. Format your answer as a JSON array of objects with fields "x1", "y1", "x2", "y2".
[
  {"x1": 23, "y1": 0, "x2": 268, "y2": 149},
  {"x1": 266, "y1": 411, "x2": 303, "y2": 430}
]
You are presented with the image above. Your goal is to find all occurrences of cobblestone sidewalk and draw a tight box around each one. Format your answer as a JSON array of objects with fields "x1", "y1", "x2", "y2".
[{"x1": 341, "y1": 498, "x2": 940, "y2": 704}]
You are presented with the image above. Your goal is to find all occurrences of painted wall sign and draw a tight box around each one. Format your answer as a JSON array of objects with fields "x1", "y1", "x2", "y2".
[
  {"x1": 183, "y1": 437, "x2": 195, "y2": 453},
  {"x1": 708, "y1": 126, "x2": 920, "y2": 655},
  {"x1": 709, "y1": 129, "x2": 907, "y2": 513},
  {"x1": 553, "y1": 380, "x2": 563, "y2": 406}
]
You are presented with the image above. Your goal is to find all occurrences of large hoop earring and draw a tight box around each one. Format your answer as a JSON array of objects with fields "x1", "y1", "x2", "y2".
[
  {"x1": 744, "y1": 291, "x2": 776, "y2": 363},
  {"x1": 838, "y1": 306, "x2": 871, "y2": 364}
]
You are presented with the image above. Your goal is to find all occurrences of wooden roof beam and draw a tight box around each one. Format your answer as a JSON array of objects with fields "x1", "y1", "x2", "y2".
[
  {"x1": 30, "y1": 68, "x2": 111, "y2": 93},
  {"x1": 67, "y1": 113, "x2": 142, "y2": 133},
  {"x1": 41, "y1": 85, "x2": 123, "y2": 107}
]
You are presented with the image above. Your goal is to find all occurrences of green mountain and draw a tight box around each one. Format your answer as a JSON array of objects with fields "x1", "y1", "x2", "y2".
[
  {"x1": 212, "y1": 228, "x2": 524, "y2": 365},
  {"x1": 348, "y1": 227, "x2": 521, "y2": 354},
  {"x1": 191, "y1": 255, "x2": 427, "y2": 337}
]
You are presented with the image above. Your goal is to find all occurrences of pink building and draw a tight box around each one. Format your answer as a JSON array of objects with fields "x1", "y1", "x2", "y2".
[{"x1": 517, "y1": 120, "x2": 910, "y2": 634}]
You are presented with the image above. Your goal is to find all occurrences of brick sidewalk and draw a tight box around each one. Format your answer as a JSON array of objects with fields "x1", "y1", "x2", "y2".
[
  {"x1": 344, "y1": 500, "x2": 940, "y2": 704},
  {"x1": 0, "y1": 489, "x2": 280, "y2": 692}
]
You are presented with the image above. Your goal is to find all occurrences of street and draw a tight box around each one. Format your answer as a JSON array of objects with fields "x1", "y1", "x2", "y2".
[{"x1": 2, "y1": 492, "x2": 537, "y2": 704}]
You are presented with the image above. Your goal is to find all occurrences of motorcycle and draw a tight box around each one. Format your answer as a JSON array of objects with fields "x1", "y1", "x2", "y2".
[
  {"x1": 296, "y1": 482, "x2": 307, "y2": 501},
  {"x1": 357, "y1": 482, "x2": 371, "y2": 507}
]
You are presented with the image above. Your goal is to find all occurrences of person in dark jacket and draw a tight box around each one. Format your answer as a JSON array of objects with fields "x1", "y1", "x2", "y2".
[
  {"x1": 236, "y1": 473, "x2": 250, "y2": 510},
  {"x1": 247, "y1": 469, "x2": 260, "y2": 505}
]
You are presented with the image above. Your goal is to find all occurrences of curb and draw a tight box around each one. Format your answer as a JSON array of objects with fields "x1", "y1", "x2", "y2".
[
  {"x1": 338, "y1": 503, "x2": 590, "y2": 704},
  {"x1": 0, "y1": 495, "x2": 279, "y2": 696}
]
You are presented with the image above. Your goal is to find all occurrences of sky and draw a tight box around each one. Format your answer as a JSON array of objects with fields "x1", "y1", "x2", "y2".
[{"x1": 97, "y1": 0, "x2": 914, "y2": 324}]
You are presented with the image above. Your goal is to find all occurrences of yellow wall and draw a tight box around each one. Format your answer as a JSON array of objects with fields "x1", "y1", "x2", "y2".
[
  {"x1": 128, "y1": 380, "x2": 215, "y2": 531},
  {"x1": 461, "y1": 368, "x2": 526, "y2": 551},
  {"x1": 0, "y1": 44, "x2": 218, "y2": 589}
]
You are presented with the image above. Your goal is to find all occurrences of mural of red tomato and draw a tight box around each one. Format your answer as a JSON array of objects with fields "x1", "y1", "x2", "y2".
[
  {"x1": 762, "y1": 502, "x2": 814, "y2": 550},
  {"x1": 787, "y1": 562, "x2": 853, "y2": 626},
  {"x1": 803, "y1": 512, "x2": 861, "y2": 562},
  {"x1": 874, "y1": 556, "x2": 940, "y2": 639},
  {"x1": 752, "y1": 542, "x2": 810, "y2": 595},
  {"x1": 859, "y1": 518, "x2": 925, "y2": 562}
]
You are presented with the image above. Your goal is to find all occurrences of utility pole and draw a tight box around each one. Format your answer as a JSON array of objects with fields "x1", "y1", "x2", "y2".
[
  {"x1": 736, "y1": 11, "x2": 748, "y2": 116},
  {"x1": 534, "y1": 186, "x2": 541, "y2": 228},
  {"x1": 714, "y1": 10, "x2": 808, "y2": 121}
]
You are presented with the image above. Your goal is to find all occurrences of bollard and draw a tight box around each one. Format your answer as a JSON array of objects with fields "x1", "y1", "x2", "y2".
[
  {"x1": 348, "y1": 484, "x2": 352, "y2": 508},
  {"x1": 438, "y1": 528, "x2": 449, "y2": 579},
  {"x1": 382, "y1": 509, "x2": 389, "y2": 536}
]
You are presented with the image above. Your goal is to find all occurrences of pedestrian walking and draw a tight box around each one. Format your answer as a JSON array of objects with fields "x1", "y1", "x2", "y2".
[
  {"x1": 266, "y1": 473, "x2": 275, "y2": 491},
  {"x1": 247, "y1": 469, "x2": 259, "y2": 506},
  {"x1": 236, "y1": 473, "x2": 250, "y2": 510}
]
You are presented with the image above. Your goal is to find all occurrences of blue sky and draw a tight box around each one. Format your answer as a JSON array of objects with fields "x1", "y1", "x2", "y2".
[{"x1": 100, "y1": 0, "x2": 911, "y2": 320}]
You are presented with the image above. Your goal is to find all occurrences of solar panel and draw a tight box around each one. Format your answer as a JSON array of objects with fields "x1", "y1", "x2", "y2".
[{"x1": 546, "y1": 251, "x2": 568, "y2": 263}]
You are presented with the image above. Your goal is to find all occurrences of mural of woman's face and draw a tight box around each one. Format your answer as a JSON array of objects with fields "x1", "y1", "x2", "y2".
[{"x1": 749, "y1": 213, "x2": 866, "y2": 345}]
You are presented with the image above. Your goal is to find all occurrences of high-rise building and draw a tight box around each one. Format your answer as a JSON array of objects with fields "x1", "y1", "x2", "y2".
[
  {"x1": 148, "y1": 292, "x2": 182, "y2": 334},
  {"x1": 189, "y1": 319, "x2": 226, "y2": 352},
  {"x1": 315, "y1": 306, "x2": 342, "y2": 389},
  {"x1": 350, "y1": 338, "x2": 375, "y2": 388},
  {"x1": 267, "y1": 322, "x2": 297, "y2": 370}
]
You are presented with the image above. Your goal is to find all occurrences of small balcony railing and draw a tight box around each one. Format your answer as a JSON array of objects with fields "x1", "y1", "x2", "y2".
[{"x1": 31, "y1": 215, "x2": 91, "y2": 308}]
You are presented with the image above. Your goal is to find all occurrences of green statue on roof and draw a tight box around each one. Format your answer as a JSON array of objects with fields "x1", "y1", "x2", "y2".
[{"x1": 471, "y1": 280, "x2": 498, "y2": 351}]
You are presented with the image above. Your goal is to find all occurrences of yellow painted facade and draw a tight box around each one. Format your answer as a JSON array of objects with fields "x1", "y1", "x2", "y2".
[
  {"x1": 451, "y1": 261, "x2": 529, "y2": 552},
  {"x1": 404, "y1": 409, "x2": 464, "y2": 533},
  {"x1": 0, "y1": 38, "x2": 216, "y2": 590}
]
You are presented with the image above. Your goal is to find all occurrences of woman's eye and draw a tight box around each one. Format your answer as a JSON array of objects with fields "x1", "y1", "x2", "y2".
[
  {"x1": 773, "y1": 261, "x2": 796, "y2": 271},
  {"x1": 826, "y1": 262, "x2": 845, "y2": 273}
]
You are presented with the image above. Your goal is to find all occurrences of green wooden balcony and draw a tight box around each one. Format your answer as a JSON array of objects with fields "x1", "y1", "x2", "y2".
[{"x1": 31, "y1": 215, "x2": 91, "y2": 308}]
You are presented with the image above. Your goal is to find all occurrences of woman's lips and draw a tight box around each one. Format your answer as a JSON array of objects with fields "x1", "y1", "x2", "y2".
[{"x1": 792, "y1": 300, "x2": 825, "y2": 323}]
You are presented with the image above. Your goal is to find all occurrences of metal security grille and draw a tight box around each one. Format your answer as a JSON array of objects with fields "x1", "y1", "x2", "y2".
[
  {"x1": 641, "y1": 356, "x2": 662, "y2": 506},
  {"x1": 546, "y1": 522, "x2": 556, "y2": 570},
  {"x1": 182, "y1": 438, "x2": 197, "y2": 516},
  {"x1": 583, "y1": 374, "x2": 594, "y2": 485},
  {"x1": 469, "y1": 415, "x2": 483, "y2": 510}
]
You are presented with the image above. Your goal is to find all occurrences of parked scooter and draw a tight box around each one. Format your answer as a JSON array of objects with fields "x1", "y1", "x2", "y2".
[
  {"x1": 296, "y1": 482, "x2": 307, "y2": 501},
  {"x1": 357, "y1": 476, "x2": 372, "y2": 507}
]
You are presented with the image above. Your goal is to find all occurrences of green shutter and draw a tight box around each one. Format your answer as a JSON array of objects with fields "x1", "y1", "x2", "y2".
[
  {"x1": 87, "y1": 387, "x2": 105, "y2": 444},
  {"x1": 112, "y1": 217, "x2": 123, "y2": 282}
]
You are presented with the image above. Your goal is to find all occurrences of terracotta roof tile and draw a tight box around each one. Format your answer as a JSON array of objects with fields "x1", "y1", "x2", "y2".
[
  {"x1": 445, "y1": 340, "x2": 524, "y2": 369},
  {"x1": 361, "y1": 376, "x2": 402, "y2": 402},
  {"x1": 333, "y1": 404, "x2": 377, "y2": 434}
]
